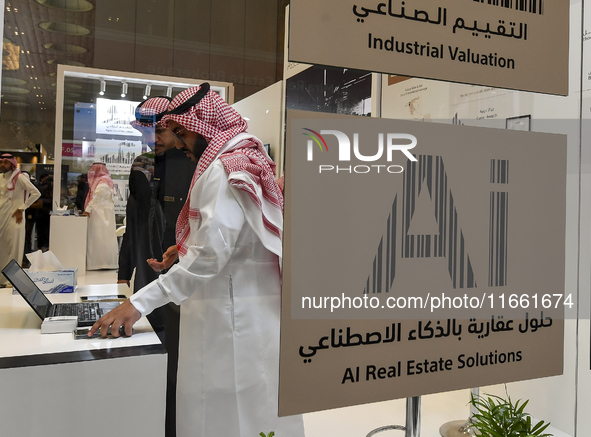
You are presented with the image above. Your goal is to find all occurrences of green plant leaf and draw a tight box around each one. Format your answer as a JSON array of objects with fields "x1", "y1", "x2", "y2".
[
  {"x1": 468, "y1": 389, "x2": 553, "y2": 437},
  {"x1": 531, "y1": 420, "x2": 551, "y2": 435},
  {"x1": 516, "y1": 399, "x2": 529, "y2": 415}
]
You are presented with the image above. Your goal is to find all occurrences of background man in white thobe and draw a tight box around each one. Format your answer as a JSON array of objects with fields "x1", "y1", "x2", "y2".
[
  {"x1": 0, "y1": 154, "x2": 40, "y2": 286},
  {"x1": 82, "y1": 162, "x2": 118, "y2": 270}
]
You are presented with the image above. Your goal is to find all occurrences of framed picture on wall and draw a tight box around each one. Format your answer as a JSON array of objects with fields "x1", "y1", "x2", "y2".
[{"x1": 506, "y1": 115, "x2": 531, "y2": 131}]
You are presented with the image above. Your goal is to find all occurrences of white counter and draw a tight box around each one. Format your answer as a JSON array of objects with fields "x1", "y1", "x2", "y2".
[{"x1": 0, "y1": 283, "x2": 166, "y2": 437}]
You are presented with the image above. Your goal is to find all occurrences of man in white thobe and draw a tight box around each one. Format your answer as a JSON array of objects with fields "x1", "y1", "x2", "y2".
[
  {"x1": 0, "y1": 154, "x2": 40, "y2": 285},
  {"x1": 89, "y1": 84, "x2": 305, "y2": 437},
  {"x1": 82, "y1": 162, "x2": 118, "y2": 270}
]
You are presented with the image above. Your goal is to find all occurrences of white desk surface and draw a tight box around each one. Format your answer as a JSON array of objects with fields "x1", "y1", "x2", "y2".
[
  {"x1": 0, "y1": 283, "x2": 164, "y2": 366},
  {"x1": 0, "y1": 282, "x2": 167, "y2": 437}
]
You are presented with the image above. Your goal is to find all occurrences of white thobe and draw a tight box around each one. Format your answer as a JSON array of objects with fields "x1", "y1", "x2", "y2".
[
  {"x1": 131, "y1": 158, "x2": 305, "y2": 437},
  {"x1": 0, "y1": 171, "x2": 40, "y2": 283},
  {"x1": 85, "y1": 182, "x2": 118, "y2": 270}
]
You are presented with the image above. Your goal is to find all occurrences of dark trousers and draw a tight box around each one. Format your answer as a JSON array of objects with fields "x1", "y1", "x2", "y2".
[
  {"x1": 23, "y1": 214, "x2": 36, "y2": 262},
  {"x1": 147, "y1": 303, "x2": 180, "y2": 437},
  {"x1": 36, "y1": 213, "x2": 50, "y2": 249}
]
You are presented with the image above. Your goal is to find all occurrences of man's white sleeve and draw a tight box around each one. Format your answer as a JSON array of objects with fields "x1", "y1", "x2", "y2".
[
  {"x1": 130, "y1": 161, "x2": 246, "y2": 317},
  {"x1": 17, "y1": 174, "x2": 41, "y2": 210}
]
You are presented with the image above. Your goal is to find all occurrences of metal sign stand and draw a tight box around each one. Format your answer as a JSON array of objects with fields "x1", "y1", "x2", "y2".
[
  {"x1": 366, "y1": 396, "x2": 421, "y2": 437},
  {"x1": 438, "y1": 388, "x2": 478, "y2": 437}
]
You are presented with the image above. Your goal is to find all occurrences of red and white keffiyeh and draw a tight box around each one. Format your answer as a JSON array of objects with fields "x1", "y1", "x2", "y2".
[
  {"x1": 130, "y1": 96, "x2": 171, "y2": 131},
  {"x1": 1, "y1": 153, "x2": 21, "y2": 200},
  {"x1": 85, "y1": 162, "x2": 114, "y2": 209},
  {"x1": 160, "y1": 85, "x2": 283, "y2": 258}
]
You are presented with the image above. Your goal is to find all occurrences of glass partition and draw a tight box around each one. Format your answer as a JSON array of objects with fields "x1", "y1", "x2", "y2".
[
  {"x1": 274, "y1": 2, "x2": 586, "y2": 435},
  {"x1": 51, "y1": 66, "x2": 233, "y2": 220}
]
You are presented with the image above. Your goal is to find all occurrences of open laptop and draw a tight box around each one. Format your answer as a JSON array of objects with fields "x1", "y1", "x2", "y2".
[{"x1": 2, "y1": 259, "x2": 103, "y2": 327}]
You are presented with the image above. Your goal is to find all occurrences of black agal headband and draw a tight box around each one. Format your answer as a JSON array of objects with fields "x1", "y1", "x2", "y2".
[{"x1": 166, "y1": 83, "x2": 210, "y2": 115}]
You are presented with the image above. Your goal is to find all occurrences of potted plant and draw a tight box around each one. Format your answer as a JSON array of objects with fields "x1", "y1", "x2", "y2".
[{"x1": 468, "y1": 388, "x2": 552, "y2": 437}]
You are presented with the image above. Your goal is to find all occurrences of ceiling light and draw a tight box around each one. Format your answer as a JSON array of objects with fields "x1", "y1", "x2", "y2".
[
  {"x1": 99, "y1": 79, "x2": 106, "y2": 95},
  {"x1": 39, "y1": 22, "x2": 91, "y2": 36},
  {"x1": 166, "y1": 86, "x2": 173, "y2": 97},
  {"x1": 143, "y1": 84, "x2": 151, "y2": 100},
  {"x1": 3, "y1": 86, "x2": 31, "y2": 94},
  {"x1": 46, "y1": 59, "x2": 85, "y2": 67},
  {"x1": 35, "y1": 0, "x2": 94, "y2": 12},
  {"x1": 2, "y1": 77, "x2": 27, "y2": 86},
  {"x1": 43, "y1": 43, "x2": 87, "y2": 54},
  {"x1": 5, "y1": 101, "x2": 29, "y2": 107},
  {"x1": 121, "y1": 82, "x2": 128, "y2": 98}
]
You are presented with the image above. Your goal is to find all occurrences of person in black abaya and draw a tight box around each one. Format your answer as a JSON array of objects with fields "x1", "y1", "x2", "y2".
[
  {"x1": 117, "y1": 156, "x2": 164, "y2": 292},
  {"x1": 75, "y1": 174, "x2": 89, "y2": 212},
  {"x1": 117, "y1": 96, "x2": 196, "y2": 437}
]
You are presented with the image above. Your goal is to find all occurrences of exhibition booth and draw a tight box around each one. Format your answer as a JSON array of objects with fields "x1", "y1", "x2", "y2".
[{"x1": 1, "y1": 1, "x2": 591, "y2": 437}]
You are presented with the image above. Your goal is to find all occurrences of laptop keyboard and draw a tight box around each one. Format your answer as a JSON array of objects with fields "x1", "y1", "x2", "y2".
[{"x1": 51, "y1": 303, "x2": 100, "y2": 321}]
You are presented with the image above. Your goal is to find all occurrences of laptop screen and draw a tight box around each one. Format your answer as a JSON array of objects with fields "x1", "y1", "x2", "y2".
[{"x1": 2, "y1": 259, "x2": 51, "y2": 320}]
